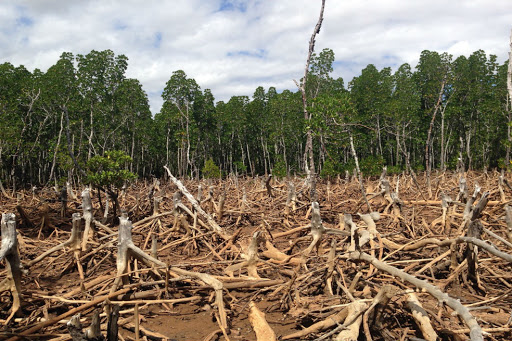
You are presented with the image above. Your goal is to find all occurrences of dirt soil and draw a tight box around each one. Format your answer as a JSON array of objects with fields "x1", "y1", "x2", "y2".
[{"x1": 1, "y1": 170, "x2": 512, "y2": 341}]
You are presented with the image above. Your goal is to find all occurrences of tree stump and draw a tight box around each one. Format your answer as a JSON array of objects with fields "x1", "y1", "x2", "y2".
[{"x1": 0, "y1": 213, "x2": 23, "y2": 322}]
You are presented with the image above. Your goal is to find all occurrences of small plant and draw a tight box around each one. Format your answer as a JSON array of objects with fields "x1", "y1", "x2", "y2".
[
  {"x1": 233, "y1": 161, "x2": 247, "y2": 175},
  {"x1": 320, "y1": 160, "x2": 338, "y2": 179},
  {"x1": 86, "y1": 150, "x2": 136, "y2": 217},
  {"x1": 272, "y1": 156, "x2": 287, "y2": 178},
  {"x1": 386, "y1": 165, "x2": 403, "y2": 175},
  {"x1": 360, "y1": 155, "x2": 385, "y2": 177},
  {"x1": 202, "y1": 158, "x2": 221, "y2": 178}
]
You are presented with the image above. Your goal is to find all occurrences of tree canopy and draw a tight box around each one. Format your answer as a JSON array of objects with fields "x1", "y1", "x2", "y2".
[{"x1": 0, "y1": 47, "x2": 509, "y2": 186}]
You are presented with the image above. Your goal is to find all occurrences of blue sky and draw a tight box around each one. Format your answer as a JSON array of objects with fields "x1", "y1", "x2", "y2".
[{"x1": 1, "y1": 0, "x2": 511, "y2": 114}]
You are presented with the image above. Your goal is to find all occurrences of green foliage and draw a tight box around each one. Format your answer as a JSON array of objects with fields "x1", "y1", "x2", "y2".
[
  {"x1": 86, "y1": 150, "x2": 136, "y2": 189},
  {"x1": 202, "y1": 158, "x2": 221, "y2": 178},
  {"x1": 360, "y1": 155, "x2": 385, "y2": 177},
  {"x1": 272, "y1": 157, "x2": 287, "y2": 178},
  {"x1": 320, "y1": 160, "x2": 338, "y2": 179},
  {"x1": 386, "y1": 165, "x2": 403, "y2": 175},
  {"x1": 0, "y1": 46, "x2": 509, "y2": 186},
  {"x1": 233, "y1": 161, "x2": 247, "y2": 174}
]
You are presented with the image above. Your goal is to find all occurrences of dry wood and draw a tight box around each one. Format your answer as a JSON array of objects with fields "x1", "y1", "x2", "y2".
[
  {"x1": 248, "y1": 301, "x2": 276, "y2": 341},
  {"x1": 349, "y1": 250, "x2": 484, "y2": 341},
  {"x1": 81, "y1": 188, "x2": 94, "y2": 251},
  {"x1": 282, "y1": 306, "x2": 349, "y2": 340},
  {"x1": 336, "y1": 300, "x2": 367, "y2": 341},
  {"x1": 0, "y1": 213, "x2": 23, "y2": 322},
  {"x1": 28, "y1": 213, "x2": 84, "y2": 267},
  {"x1": 110, "y1": 215, "x2": 166, "y2": 294},
  {"x1": 6, "y1": 287, "x2": 131, "y2": 341},
  {"x1": 406, "y1": 293, "x2": 437, "y2": 341},
  {"x1": 164, "y1": 166, "x2": 226, "y2": 238},
  {"x1": 3, "y1": 172, "x2": 512, "y2": 340}
]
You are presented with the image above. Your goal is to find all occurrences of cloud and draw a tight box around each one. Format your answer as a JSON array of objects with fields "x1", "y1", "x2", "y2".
[{"x1": 1, "y1": 0, "x2": 511, "y2": 114}]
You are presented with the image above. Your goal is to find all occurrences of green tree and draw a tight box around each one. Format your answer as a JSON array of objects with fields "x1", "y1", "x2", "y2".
[
  {"x1": 161, "y1": 70, "x2": 200, "y2": 177},
  {"x1": 86, "y1": 150, "x2": 136, "y2": 217}
]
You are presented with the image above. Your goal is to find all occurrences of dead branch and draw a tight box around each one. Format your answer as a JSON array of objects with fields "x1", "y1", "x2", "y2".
[
  {"x1": 349, "y1": 250, "x2": 483, "y2": 341},
  {"x1": 406, "y1": 293, "x2": 437, "y2": 341},
  {"x1": 164, "y1": 166, "x2": 227, "y2": 238},
  {"x1": 249, "y1": 301, "x2": 276, "y2": 341}
]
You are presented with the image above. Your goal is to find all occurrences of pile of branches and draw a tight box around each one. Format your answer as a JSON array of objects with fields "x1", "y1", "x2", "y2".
[{"x1": 1, "y1": 169, "x2": 512, "y2": 341}]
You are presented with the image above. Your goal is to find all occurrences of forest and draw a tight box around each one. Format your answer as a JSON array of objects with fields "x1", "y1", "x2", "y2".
[
  {"x1": 3, "y1": 2, "x2": 512, "y2": 339},
  {"x1": 0, "y1": 46, "x2": 510, "y2": 187}
]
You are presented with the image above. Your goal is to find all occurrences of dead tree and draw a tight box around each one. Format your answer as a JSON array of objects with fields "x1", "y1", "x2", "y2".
[
  {"x1": 295, "y1": 0, "x2": 325, "y2": 201},
  {"x1": 506, "y1": 28, "x2": 512, "y2": 164},
  {"x1": 349, "y1": 133, "x2": 372, "y2": 212},
  {"x1": 164, "y1": 166, "x2": 225, "y2": 238},
  {"x1": 67, "y1": 310, "x2": 104, "y2": 341},
  {"x1": 284, "y1": 182, "x2": 297, "y2": 216},
  {"x1": 110, "y1": 215, "x2": 166, "y2": 294},
  {"x1": 464, "y1": 191, "x2": 489, "y2": 293},
  {"x1": 349, "y1": 250, "x2": 484, "y2": 341},
  {"x1": 303, "y1": 202, "x2": 349, "y2": 256},
  {"x1": 225, "y1": 231, "x2": 263, "y2": 278},
  {"x1": 28, "y1": 213, "x2": 85, "y2": 281},
  {"x1": 0, "y1": 213, "x2": 23, "y2": 322},
  {"x1": 81, "y1": 188, "x2": 93, "y2": 251}
]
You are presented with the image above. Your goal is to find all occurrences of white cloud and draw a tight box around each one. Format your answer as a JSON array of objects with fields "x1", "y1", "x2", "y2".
[{"x1": 1, "y1": 0, "x2": 511, "y2": 114}]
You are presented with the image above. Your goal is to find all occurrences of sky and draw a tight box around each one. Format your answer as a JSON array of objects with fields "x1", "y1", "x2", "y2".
[{"x1": 1, "y1": 0, "x2": 511, "y2": 115}]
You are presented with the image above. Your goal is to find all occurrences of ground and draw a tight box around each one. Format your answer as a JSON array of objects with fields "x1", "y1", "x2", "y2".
[{"x1": 1, "y1": 170, "x2": 512, "y2": 340}]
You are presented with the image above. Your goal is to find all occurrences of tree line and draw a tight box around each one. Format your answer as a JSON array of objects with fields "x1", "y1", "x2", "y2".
[{"x1": 0, "y1": 48, "x2": 509, "y2": 187}]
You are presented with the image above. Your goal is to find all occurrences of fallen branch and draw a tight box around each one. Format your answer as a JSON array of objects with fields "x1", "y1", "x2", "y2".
[
  {"x1": 164, "y1": 166, "x2": 227, "y2": 239},
  {"x1": 349, "y1": 250, "x2": 483, "y2": 341}
]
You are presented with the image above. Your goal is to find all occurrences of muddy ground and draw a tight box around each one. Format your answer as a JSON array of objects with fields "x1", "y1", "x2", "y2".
[{"x1": 1, "y1": 170, "x2": 512, "y2": 340}]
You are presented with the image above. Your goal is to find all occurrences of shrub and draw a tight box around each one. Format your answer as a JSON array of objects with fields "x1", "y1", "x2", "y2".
[
  {"x1": 320, "y1": 160, "x2": 338, "y2": 179},
  {"x1": 386, "y1": 165, "x2": 403, "y2": 175},
  {"x1": 86, "y1": 150, "x2": 136, "y2": 217},
  {"x1": 360, "y1": 155, "x2": 385, "y2": 177},
  {"x1": 272, "y1": 158, "x2": 287, "y2": 178},
  {"x1": 86, "y1": 150, "x2": 136, "y2": 190},
  {"x1": 233, "y1": 161, "x2": 247, "y2": 174},
  {"x1": 202, "y1": 158, "x2": 221, "y2": 178}
]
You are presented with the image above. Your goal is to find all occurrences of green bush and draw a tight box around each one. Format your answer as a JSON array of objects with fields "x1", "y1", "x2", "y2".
[
  {"x1": 360, "y1": 155, "x2": 384, "y2": 177},
  {"x1": 86, "y1": 150, "x2": 136, "y2": 189},
  {"x1": 320, "y1": 160, "x2": 338, "y2": 179},
  {"x1": 202, "y1": 158, "x2": 221, "y2": 178},
  {"x1": 233, "y1": 161, "x2": 247, "y2": 174},
  {"x1": 272, "y1": 158, "x2": 287, "y2": 178},
  {"x1": 86, "y1": 150, "x2": 136, "y2": 217},
  {"x1": 386, "y1": 165, "x2": 403, "y2": 175}
]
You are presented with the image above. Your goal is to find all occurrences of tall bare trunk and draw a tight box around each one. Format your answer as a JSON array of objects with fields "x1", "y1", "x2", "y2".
[
  {"x1": 507, "y1": 29, "x2": 512, "y2": 165},
  {"x1": 296, "y1": 0, "x2": 325, "y2": 201},
  {"x1": 425, "y1": 78, "x2": 446, "y2": 198}
]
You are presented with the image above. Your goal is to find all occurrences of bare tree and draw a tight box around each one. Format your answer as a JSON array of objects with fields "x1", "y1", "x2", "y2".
[
  {"x1": 295, "y1": 0, "x2": 326, "y2": 201},
  {"x1": 507, "y1": 29, "x2": 512, "y2": 165}
]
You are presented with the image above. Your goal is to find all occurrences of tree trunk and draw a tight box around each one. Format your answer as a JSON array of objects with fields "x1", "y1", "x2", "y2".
[
  {"x1": 507, "y1": 29, "x2": 512, "y2": 165},
  {"x1": 297, "y1": 0, "x2": 325, "y2": 201},
  {"x1": 425, "y1": 77, "x2": 446, "y2": 198}
]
